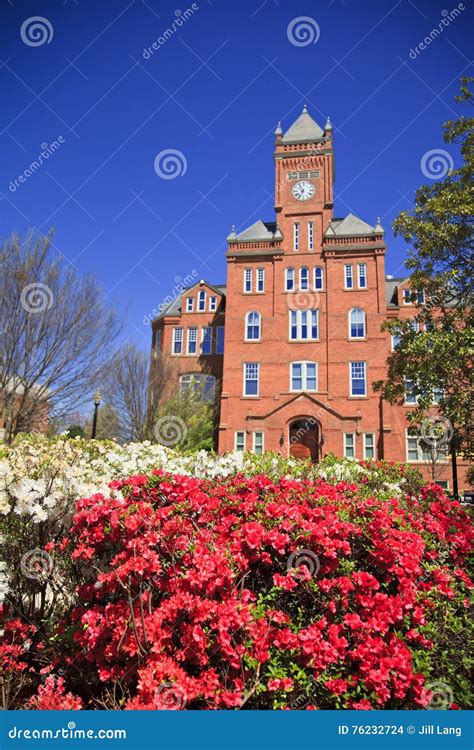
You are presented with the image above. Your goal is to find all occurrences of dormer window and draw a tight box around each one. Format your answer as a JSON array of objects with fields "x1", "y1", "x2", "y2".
[
  {"x1": 209, "y1": 296, "x2": 217, "y2": 312},
  {"x1": 198, "y1": 290, "x2": 206, "y2": 311},
  {"x1": 403, "y1": 289, "x2": 412, "y2": 305},
  {"x1": 186, "y1": 297, "x2": 194, "y2": 312}
]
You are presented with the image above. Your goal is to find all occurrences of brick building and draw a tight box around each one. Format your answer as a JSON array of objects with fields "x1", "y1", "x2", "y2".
[{"x1": 151, "y1": 106, "x2": 471, "y2": 490}]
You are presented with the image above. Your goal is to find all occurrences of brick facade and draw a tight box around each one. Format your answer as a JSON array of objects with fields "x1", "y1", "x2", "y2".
[{"x1": 151, "y1": 107, "x2": 471, "y2": 491}]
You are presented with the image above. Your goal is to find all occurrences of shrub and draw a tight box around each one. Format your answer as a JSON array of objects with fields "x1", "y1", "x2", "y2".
[{"x1": 7, "y1": 471, "x2": 467, "y2": 711}]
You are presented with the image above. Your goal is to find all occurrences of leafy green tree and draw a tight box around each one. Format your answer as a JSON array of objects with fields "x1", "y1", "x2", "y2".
[
  {"x1": 65, "y1": 424, "x2": 85, "y2": 439},
  {"x1": 154, "y1": 377, "x2": 215, "y2": 452},
  {"x1": 374, "y1": 78, "x2": 474, "y2": 489}
]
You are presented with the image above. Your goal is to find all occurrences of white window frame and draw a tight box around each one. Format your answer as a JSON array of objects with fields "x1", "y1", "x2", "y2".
[
  {"x1": 403, "y1": 289, "x2": 412, "y2": 305},
  {"x1": 244, "y1": 269, "x2": 252, "y2": 293},
  {"x1": 344, "y1": 264, "x2": 354, "y2": 290},
  {"x1": 209, "y1": 296, "x2": 217, "y2": 312},
  {"x1": 349, "y1": 308, "x2": 366, "y2": 339},
  {"x1": 363, "y1": 433, "x2": 375, "y2": 459},
  {"x1": 198, "y1": 290, "x2": 206, "y2": 311},
  {"x1": 391, "y1": 334, "x2": 401, "y2": 352},
  {"x1": 285, "y1": 268, "x2": 295, "y2": 292},
  {"x1": 243, "y1": 362, "x2": 260, "y2": 398},
  {"x1": 404, "y1": 379, "x2": 417, "y2": 405},
  {"x1": 299, "y1": 266, "x2": 309, "y2": 291},
  {"x1": 294, "y1": 222, "x2": 300, "y2": 251},
  {"x1": 253, "y1": 431, "x2": 264, "y2": 455},
  {"x1": 405, "y1": 430, "x2": 448, "y2": 463},
  {"x1": 172, "y1": 327, "x2": 183, "y2": 355},
  {"x1": 201, "y1": 326, "x2": 212, "y2": 355},
  {"x1": 256, "y1": 268, "x2": 265, "y2": 293},
  {"x1": 289, "y1": 310, "x2": 319, "y2": 341},
  {"x1": 290, "y1": 361, "x2": 318, "y2": 392},
  {"x1": 234, "y1": 431, "x2": 246, "y2": 451},
  {"x1": 314, "y1": 266, "x2": 323, "y2": 290},
  {"x1": 187, "y1": 327, "x2": 198, "y2": 354},
  {"x1": 357, "y1": 263, "x2": 367, "y2": 289},
  {"x1": 186, "y1": 297, "x2": 194, "y2": 312},
  {"x1": 349, "y1": 361, "x2": 367, "y2": 397},
  {"x1": 308, "y1": 221, "x2": 314, "y2": 251},
  {"x1": 344, "y1": 433, "x2": 356, "y2": 458},
  {"x1": 245, "y1": 311, "x2": 261, "y2": 342},
  {"x1": 216, "y1": 326, "x2": 225, "y2": 354}
]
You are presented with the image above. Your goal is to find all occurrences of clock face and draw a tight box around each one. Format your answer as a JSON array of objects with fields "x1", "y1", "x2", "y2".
[{"x1": 292, "y1": 180, "x2": 315, "y2": 201}]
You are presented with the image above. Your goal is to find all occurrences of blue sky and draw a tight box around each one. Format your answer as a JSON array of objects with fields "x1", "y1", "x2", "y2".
[{"x1": 1, "y1": 0, "x2": 472, "y2": 350}]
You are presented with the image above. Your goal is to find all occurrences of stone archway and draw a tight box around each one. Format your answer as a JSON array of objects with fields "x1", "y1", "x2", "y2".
[{"x1": 289, "y1": 418, "x2": 319, "y2": 461}]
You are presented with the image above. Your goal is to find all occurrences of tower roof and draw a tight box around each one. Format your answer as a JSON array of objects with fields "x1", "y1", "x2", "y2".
[
  {"x1": 325, "y1": 213, "x2": 375, "y2": 237},
  {"x1": 281, "y1": 105, "x2": 325, "y2": 144}
]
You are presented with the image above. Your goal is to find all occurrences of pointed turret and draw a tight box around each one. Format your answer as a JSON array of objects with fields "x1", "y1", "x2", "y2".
[
  {"x1": 281, "y1": 105, "x2": 325, "y2": 144},
  {"x1": 374, "y1": 217, "x2": 384, "y2": 234},
  {"x1": 226, "y1": 224, "x2": 237, "y2": 242}
]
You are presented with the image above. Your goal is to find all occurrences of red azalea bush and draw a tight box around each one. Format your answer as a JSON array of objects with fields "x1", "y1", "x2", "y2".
[{"x1": 1, "y1": 470, "x2": 473, "y2": 709}]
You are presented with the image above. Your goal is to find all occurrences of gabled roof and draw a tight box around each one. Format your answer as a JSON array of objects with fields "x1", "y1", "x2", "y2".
[
  {"x1": 154, "y1": 282, "x2": 226, "y2": 321},
  {"x1": 325, "y1": 213, "x2": 382, "y2": 238},
  {"x1": 231, "y1": 220, "x2": 277, "y2": 243},
  {"x1": 385, "y1": 276, "x2": 406, "y2": 307},
  {"x1": 281, "y1": 105, "x2": 325, "y2": 144}
]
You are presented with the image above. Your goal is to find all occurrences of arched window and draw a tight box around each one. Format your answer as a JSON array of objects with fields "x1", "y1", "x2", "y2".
[
  {"x1": 198, "y1": 290, "x2": 206, "y2": 311},
  {"x1": 314, "y1": 266, "x2": 324, "y2": 290},
  {"x1": 180, "y1": 374, "x2": 215, "y2": 403},
  {"x1": 299, "y1": 267, "x2": 309, "y2": 291},
  {"x1": 349, "y1": 308, "x2": 365, "y2": 339},
  {"x1": 245, "y1": 311, "x2": 261, "y2": 340},
  {"x1": 285, "y1": 268, "x2": 295, "y2": 292}
]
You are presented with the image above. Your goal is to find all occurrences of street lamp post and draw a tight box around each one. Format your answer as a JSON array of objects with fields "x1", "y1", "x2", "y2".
[{"x1": 91, "y1": 390, "x2": 101, "y2": 439}]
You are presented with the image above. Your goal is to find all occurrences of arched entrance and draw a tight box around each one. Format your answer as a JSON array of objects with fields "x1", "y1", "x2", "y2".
[{"x1": 289, "y1": 418, "x2": 319, "y2": 461}]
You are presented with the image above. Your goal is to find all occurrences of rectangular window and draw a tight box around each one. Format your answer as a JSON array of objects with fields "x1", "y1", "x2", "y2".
[
  {"x1": 285, "y1": 268, "x2": 295, "y2": 291},
  {"x1": 294, "y1": 223, "x2": 299, "y2": 251},
  {"x1": 235, "y1": 431, "x2": 245, "y2": 452},
  {"x1": 308, "y1": 222, "x2": 314, "y2": 251},
  {"x1": 172, "y1": 327, "x2": 183, "y2": 355},
  {"x1": 350, "y1": 361, "x2": 366, "y2": 397},
  {"x1": 403, "y1": 289, "x2": 412, "y2": 304},
  {"x1": 344, "y1": 433, "x2": 355, "y2": 458},
  {"x1": 201, "y1": 327, "x2": 212, "y2": 355},
  {"x1": 391, "y1": 334, "x2": 401, "y2": 351},
  {"x1": 358, "y1": 263, "x2": 367, "y2": 289},
  {"x1": 417, "y1": 290, "x2": 425, "y2": 304},
  {"x1": 198, "y1": 291, "x2": 206, "y2": 311},
  {"x1": 436, "y1": 480, "x2": 449, "y2": 490},
  {"x1": 253, "y1": 432, "x2": 264, "y2": 455},
  {"x1": 289, "y1": 310, "x2": 318, "y2": 341},
  {"x1": 404, "y1": 380, "x2": 417, "y2": 404},
  {"x1": 257, "y1": 268, "x2": 265, "y2": 293},
  {"x1": 314, "y1": 267, "x2": 323, "y2": 290},
  {"x1": 364, "y1": 433, "x2": 375, "y2": 459},
  {"x1": 244, "y1": 269, "x2": 252, "y2": 293},
  {"x1": 216, "y1": 326, "x2": 225, "y2": 354},
  {"x1": 209, "y1": 296, "x2": 217, "y2": 312},
  {"x1": 345, "y1": 265, "x2": 353, "y2": 289},
  {"x1": 186, "y1": 298, "x2": 194, "y2": 312},
  {"x1": 407, "y1": 435, "x2": 419, "y2": 462},
  {"x1": 291, "y1": 362, "x2": 317, "y2": 391},
  {"x1": 187, "y1": 327, "x2": 198, "y2": 354},
  {"x1": 244, "y1": 363, "x2": 259, "y2": 397}
]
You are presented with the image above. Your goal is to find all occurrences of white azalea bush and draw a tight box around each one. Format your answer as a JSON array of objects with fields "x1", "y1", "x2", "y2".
[{"x1": 0, "y1": 434, "x2": 423, "y2": 624}]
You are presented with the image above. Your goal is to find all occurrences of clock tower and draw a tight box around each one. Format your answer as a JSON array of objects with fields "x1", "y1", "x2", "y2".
[{"x1": 274, "y1": 105, "x2": 334, "y2": 253}]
